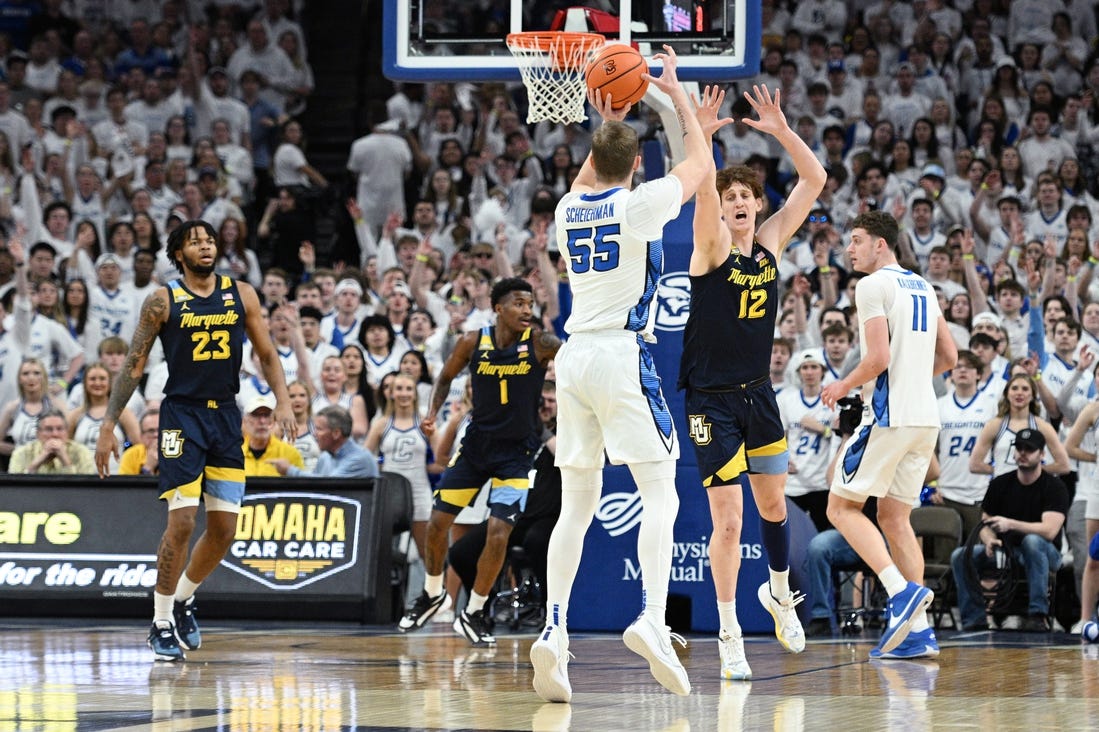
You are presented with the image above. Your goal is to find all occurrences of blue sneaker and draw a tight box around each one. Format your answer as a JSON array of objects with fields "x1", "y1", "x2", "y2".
[
  {"x1": 869, "y1": 627, "x2": 940, "y2": 659},
  {"x1": 147, "y1": 621, "x2": 185, "y2": 662},
  {"x1": 878, "y1": 582, "x2": 933, "y2": 653},
  {"x1": 173, "y1": 597, "x2": 201, "y2": 650}
]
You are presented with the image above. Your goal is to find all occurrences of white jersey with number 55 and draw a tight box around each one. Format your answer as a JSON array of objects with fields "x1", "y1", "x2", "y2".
[
  {"x1": 556, "y1": 176, "x2": 683, "y2": 339},
  {"x1": 855, "y1": 265, "x2": 942, "y2": 427}
]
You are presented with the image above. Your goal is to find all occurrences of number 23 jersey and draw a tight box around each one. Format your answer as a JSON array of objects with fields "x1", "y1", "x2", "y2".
[
  {"x1": 160, "y1": 276, "x2": 247, "y2": 402},
  {"x1": 556, "y1": 177, "x2": 683, "y2": 338}
]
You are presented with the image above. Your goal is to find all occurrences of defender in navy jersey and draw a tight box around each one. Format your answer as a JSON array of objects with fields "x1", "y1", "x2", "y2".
[
  {"x1": 398, "y1": 278, "x2": 559, "y2": 646},
  {"x1": 682, "y1": 84, "x2": 826, "y2": 681},
  {"x1": 95, "y1": 220, "x2": 294, "y2": 662}
]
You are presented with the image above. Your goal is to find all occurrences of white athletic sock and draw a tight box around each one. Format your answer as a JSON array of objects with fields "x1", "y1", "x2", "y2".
[
  {"x1": 718, "y1": 599, "x2": 741, "y2": 636},
  {"x1": 879, "y1": 565, "x2": 908, "y2": 597},
  {"x1": 911, "y1": 610, "x2": 930, "y2": 632},
  {"x1": 545, "y1": 468, "x2": 602, "y2": 616},
  {"x1": 424, "y1": 573, "x2": 444, "y2": 597},
  {"x1": 466, "y1": 591, "x2": 488, "y2": 614},
  {"x1": 630, "y1": 461, "x2": 679, "y2": 617},
  {"x1": 548, "y1": 602, "x2": 568, "y2": 630},
  {"x1": 153, "y1": 592, "x2": 174, "y2": 624},
  {"x1": 769, "y1": 568, "x2": 791, "y2": 599},
  {"x1": 173, "y1": 573, "x2": 200, "y2": 603}
]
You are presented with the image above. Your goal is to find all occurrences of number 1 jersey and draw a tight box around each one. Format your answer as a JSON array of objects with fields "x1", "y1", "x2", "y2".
[
  {"x1": 556, "y1": 176, "x2": 682, "y2": 339},
  {"x1": 160, "y1": 276, "x2": 247, "y2": 402},
  {"x1": 855, "y1": 265, "x2": 941, "y2": 428}
]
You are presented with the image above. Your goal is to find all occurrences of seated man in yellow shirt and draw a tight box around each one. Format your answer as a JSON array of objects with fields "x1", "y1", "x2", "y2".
[
  {"x1": 120, "y1": 409, "x2": 161, "y2": 475},
  {"x1": 242, "y1": 394, "x2": 303, "y2": 477}
]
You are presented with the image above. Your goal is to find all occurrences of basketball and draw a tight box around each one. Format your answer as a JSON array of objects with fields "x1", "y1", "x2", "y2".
[
  {"x1": 585, "y1": 44, "x2": 649, "y2": 109},
  {"x1": 1082, "y1": 621, "x2": 1099, "y2": 643}
]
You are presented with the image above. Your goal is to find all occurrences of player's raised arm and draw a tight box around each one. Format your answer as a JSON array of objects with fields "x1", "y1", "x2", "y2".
[
  {"x1": 648, "y1": 47, "x2": 711, "y2": 203},
  {"x1": 691, "y1": 85, "x2": 734, "y2": 274},
  {"x1": 95, "y1": 288, "x2": 169, "y2": 477},
  {"x1": 746, "y1": 85, "x2": 826, "y2": 259}
]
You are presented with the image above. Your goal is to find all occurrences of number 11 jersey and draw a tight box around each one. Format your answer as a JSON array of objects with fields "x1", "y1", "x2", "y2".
[{"x1": 855, "y1": 265, "x2": 941, "y2": 428}]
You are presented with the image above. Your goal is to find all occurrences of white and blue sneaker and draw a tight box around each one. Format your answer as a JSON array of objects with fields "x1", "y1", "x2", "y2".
[
  {"x1": 531, "y1": 625, "x2": 573, "y2": 703},
  {"x1": 147, "y1": 621, "x2": 185, "y2": 662},
  {"x1": 879, "y1": 582, "x2": 934, "y2": 654},
  {"x1": 173, "y1": 597, "x2": 201, "y2": 650},
  {"x1": 870, "y1": 627, "x2": 940, "y2": 660}
]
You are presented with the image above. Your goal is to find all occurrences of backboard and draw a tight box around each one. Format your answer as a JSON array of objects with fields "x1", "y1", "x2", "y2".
[{"x1": 383, "y1": 0, "x2": 760, "y2": 83}]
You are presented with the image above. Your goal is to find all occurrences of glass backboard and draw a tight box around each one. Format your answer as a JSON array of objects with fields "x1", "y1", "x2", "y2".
[{"x1": 383, "y1": 0, "x2": 760, "y2": 82}]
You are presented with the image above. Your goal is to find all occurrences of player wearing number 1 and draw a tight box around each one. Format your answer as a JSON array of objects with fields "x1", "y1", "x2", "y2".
[
  {"x1": 679, "y1": 84, "x2": 825, "y2": 681},
  {"x1": 531, "y1": 47, "x2": 714, "y2": 703},
  {"x1": 94, "y1": 220, "x2": 295, "y2": 662},
  {"x1": 821, "y1": 211, "x2": 958, "y2": 659},
  {"x1": 398, "y1": 278, "x2": 559, "y2": 645}
]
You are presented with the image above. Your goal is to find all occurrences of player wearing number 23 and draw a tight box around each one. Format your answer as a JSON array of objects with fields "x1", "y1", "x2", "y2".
[{"x1": 94, "y1": 220, "x2": 295, "y2": 662}]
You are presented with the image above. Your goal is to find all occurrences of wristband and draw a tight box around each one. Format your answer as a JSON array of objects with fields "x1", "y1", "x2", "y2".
[
  {"x1": 1068, "y1": 275, "x2": 1078, "y2": 282},
  {"x1": 980, "y1": 183, "x2": 988, "y2": 190},
  {"x1": 415, "y1": 254, "x2": 430, "y2": 263},
  {"x1": 822, "y1": 426, "x2": 832, "y2": 439},
  {"x1": 1033, "y1": 371, "x2": 1042, "y2": 382},
  {"x1": 962, "y1": 254, "x2": 975, "y2": 261},
  {"x1": 819, "y1": 265, "x2": 832, "y2": 274},
  {"x1": 1090, "y1": 256, "x2": 1099, "y2": 266}
]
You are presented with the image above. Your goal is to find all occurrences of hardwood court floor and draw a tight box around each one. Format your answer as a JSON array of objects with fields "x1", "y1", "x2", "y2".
[{"x1": 2, "y1": 618, "x2": 1097, "y2": 731}]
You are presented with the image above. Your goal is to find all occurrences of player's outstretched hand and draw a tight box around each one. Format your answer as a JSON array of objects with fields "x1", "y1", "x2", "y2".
[
  {"x1": 644, "y1": 44, "x2": 681, "y2": 95},
  {"x1": 692, "y1": 85, "x2": 733, "y2": 139},
  {"x1": 740, "y1": 85, "x2": 788, "y2": 138}
]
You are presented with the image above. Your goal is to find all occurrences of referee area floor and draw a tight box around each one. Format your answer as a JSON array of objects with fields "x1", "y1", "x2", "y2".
[{"x1": 1, "y1": 618, "x2": 1096, "y2": 731}]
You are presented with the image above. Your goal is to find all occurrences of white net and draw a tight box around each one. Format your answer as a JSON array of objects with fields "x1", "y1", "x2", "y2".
[{"x1": 506, "y1": 32, "x2": 605, "y2": 125}]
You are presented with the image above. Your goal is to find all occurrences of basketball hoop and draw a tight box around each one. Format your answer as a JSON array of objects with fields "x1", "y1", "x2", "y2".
[{"x1": 506, "y1": 32, "x2": 604, "y2": 125}]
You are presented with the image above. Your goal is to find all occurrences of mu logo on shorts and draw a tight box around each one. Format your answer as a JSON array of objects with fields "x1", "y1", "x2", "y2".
[
  {"x1": 688, "y1": 415, "x2": 712, "y2": 445},
  {"x1": 160, "y1": 430, "x2": 184, "y2": 458}
]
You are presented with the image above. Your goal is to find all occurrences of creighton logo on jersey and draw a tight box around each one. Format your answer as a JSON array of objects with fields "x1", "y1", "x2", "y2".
[{"x1": 655, "y1": 272, "x2": 692, "y2": 331}]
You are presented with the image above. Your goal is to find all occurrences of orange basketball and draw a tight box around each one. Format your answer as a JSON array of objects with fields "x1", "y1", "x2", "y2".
[{"x1": 585, "y1": 44, "x2": 649, "y2": 109}]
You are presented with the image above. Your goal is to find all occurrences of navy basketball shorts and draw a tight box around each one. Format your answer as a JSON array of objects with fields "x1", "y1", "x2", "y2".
[
  {"x1": 434, "y1": 429, "x2": 539, "y2": 525},
  {"x1": 157, "y1": 397, "x2": 246, "y2": 508},
  {"x1": 685, "y1": 381, "x2": 789, "y2": 487}
]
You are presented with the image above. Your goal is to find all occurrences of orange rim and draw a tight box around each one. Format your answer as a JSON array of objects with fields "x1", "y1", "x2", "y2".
[{"x1": 507, "y1": 31, "x2": 604, "y2": 71}]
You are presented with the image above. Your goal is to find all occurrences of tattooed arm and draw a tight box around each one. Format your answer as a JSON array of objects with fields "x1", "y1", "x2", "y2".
[{"x1": 95, "y1": 288, "x2": 168, "y2": 477}]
